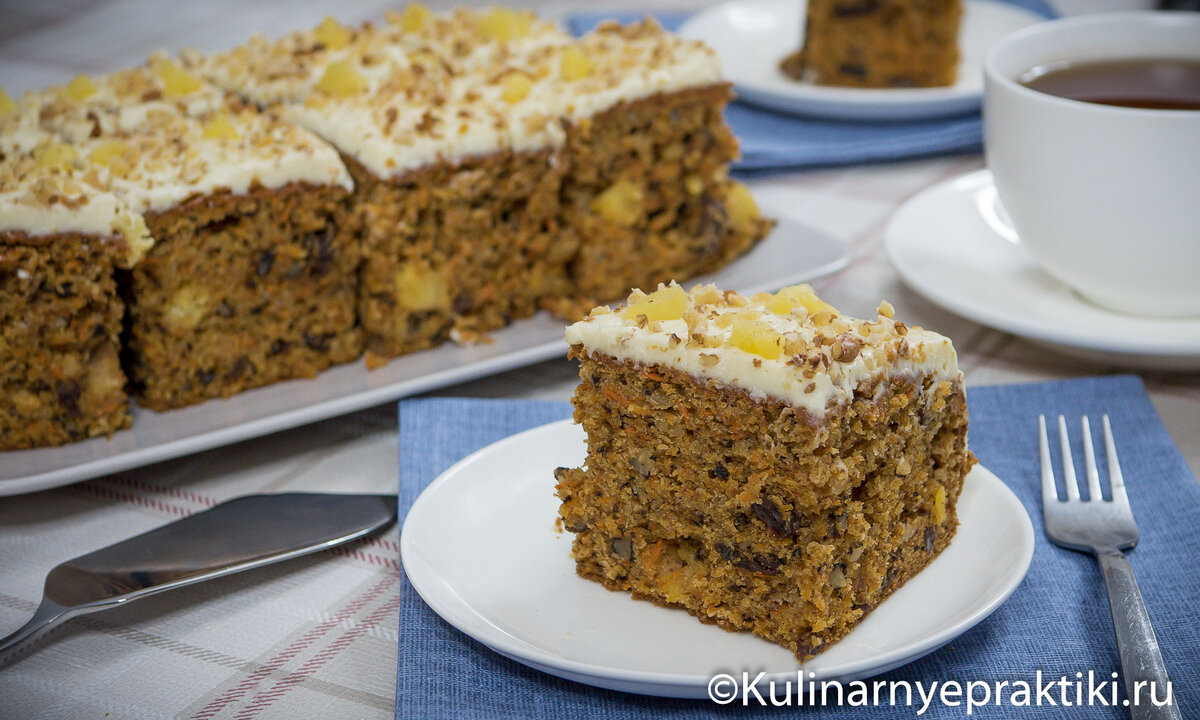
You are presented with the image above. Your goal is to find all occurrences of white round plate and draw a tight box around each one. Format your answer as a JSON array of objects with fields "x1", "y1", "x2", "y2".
[
  {"x1": 886, "y1": 170, "x2": 1200, "y2": 371},
  {"x1": 678, "y1": 0, "x2": 1045, "y2": 121},
  {"x1": 401, "y1": 419, "x2": 1034, "y2": 698}
]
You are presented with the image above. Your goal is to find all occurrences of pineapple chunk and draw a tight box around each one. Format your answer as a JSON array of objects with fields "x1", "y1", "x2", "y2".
[
  {"x1": 500, "y1": 73, "x2": 531, "y2": 104},
  {"x1": 475, "y1": 8, "x2": 532, "y2": 43},
  {"x1": 88, "y1": 140, "x2": 133, "y2": 177},
  {"x1": 151, "y1": 57, "x2": 203, "y2": 98},
  {"x1": 32, "y1": 141, "x2": 79, "y2": 172},
  {"x1": 591, "y1": 179, "x2": 644, "y2": 227},
  {"x1": 0, "y1": 87, "x2": 14, "y2": 115},
  {"x1": 559, "y1": 46, "x2": 593, "y2": 81},
  {"x1": 315, "y1": 61, "x2": 367, "y2": 97},
  {"x1": 730, "y1": 314, "x2": 784, "y2": 359},
  {"x1": 314, "y1": 16, "x2": 351, "y2": 50},
  {"x1": 933, "y1": 485, "x2": 947, "y2": 524},
  {"x1": 625, "y1": 284, "x2": 688, "y2": 322},
  {"x1": 64, "y1": 74, "x2": 98, "y2": 101},
  {"x1": 392, "y1": 3, "x2": 432, "y2": 32},
  {"x1": 202, "y1": 114, "x2": 239, "y2": 141},
  {"x1": 726, "y1": 181, "x2": 760, "y2": 231},
  {"x1": 162, "y1": 285, "x2": 210, "y2": 336},
  {"x1": 766, "y1": 283, "x2": 837, "y2": 317},
  {"x1": 395, "y1": 264, "x2": 450, "y2": 311}
]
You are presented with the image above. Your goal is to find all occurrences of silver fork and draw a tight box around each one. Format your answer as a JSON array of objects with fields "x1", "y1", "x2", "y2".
[{"x1": 1039, "y1": 415, "x2": 1181, "y2": 719}]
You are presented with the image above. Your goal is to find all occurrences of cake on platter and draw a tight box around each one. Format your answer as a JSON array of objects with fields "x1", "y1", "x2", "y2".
[
  {"x1": 189, "y1": 8, "x2": 772, "y2": 361},
  {"x1": 1, "y1": 62, "x2": 357, "y2": 413},
  {"x1": 0, "y1": 4, "x2": 773, "y2": 448},
  {"x1": 557, "y1": 282, "x2": 973, "y2": 660}
]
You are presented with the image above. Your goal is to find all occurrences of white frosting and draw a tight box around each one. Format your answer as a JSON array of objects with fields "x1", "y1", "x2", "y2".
[
  {"x1": 565, "y1": 286, "x2": 960, "y2": 417},
  {"x1": 0, "y1": 64, "x2": 350, "y2": 263},
  {"x1": 192, "y1": 13, "x2": 723, "y2": 179}
]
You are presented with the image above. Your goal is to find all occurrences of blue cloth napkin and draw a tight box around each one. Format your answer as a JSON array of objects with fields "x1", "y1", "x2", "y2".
[
  {"x1": 567, "y1": 0, "x2": 1057, "y2": 173},
  {"x1": 399, "y1": 375, "x2": 1199, "y2": 718}
]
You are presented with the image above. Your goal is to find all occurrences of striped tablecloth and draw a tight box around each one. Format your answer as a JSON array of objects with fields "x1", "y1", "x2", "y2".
[{"x1": 1, "y1": 2, "x2": 1197, "y2": 719}]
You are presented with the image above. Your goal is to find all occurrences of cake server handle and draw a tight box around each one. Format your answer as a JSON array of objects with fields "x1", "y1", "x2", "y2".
[{"x1": 0, "y1": 492, "x2": 397, "y2": 665}]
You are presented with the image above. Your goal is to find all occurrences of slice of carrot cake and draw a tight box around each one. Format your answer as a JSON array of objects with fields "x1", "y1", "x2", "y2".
[
  {"x1": 0, "y1": 113, "x2": 149, "y2": 448},
  {"x1": 189, "y1": 7, "x2": 771, "y2": 361},
  {"x1": 557, "y1": 282, "x2": 973, "y2": 661},
  {"x1": 782, "y1": 0, "x2": 963, "y2": 88},
  {"x1": 190, "y1": 9, "x2": 572, "y2": 359},
  {"x1": 25, "y1": 63, "x2": 360, "y2": 410}
]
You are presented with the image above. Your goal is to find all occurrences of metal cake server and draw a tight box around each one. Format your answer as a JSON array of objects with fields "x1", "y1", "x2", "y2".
[{"x1": 0, "y1": 492, "x2": 397, "y2": 664}]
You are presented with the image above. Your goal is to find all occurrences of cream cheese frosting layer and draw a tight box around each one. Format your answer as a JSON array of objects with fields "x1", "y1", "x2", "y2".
[
  {"x1": 0, "y1": 61, "x2": 350, "y2": 256},
  {"x1": 188, "y1": 10, "x2": 722, "y2": 179},
  {"x1": 565, "y1": 283, "x2": 960, "y2": 417},
  {"x1": 0, "y1": 142, "x2": 153, "y2": 267}
]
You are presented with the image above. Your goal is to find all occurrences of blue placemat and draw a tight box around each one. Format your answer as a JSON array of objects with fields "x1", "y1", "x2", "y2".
[
  {"x1": 399, "y1": 375, "x2": 1199, "y2": 718},
  {"x1": 567, "y1": 1, "x2": 1057, "y2": 173}
]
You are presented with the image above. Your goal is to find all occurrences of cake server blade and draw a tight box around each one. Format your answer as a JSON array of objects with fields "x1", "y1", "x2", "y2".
[{"x1": 0, "y1": 492, "x2": 397, "y2": 664}]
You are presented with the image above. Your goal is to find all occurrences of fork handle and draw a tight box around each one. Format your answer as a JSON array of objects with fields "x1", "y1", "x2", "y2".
[{"x1": 1097, "y1": 550, "x2": 1182, "y2": 720}]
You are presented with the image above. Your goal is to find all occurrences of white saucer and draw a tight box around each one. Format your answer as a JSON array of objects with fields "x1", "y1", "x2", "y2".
[
  {"x1": 886, "y1": 170, "x2": 1200, "y2": 371},
  {"x1": 401, "y1": 420, "x2": 1034, "y2": 699},
  {"x1": 677, "y1": 0, "x2": 1045, "y2": 121}
]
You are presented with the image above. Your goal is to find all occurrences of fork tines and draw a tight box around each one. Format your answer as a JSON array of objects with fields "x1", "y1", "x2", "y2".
[{"x1": 1038, "y1": 414, "x2": 1131, "y2": 510}]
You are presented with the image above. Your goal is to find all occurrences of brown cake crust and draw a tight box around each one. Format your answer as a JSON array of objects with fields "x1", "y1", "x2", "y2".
[
  {"x1": 1, "y1": 230, "x2": 131, "y2": 449},
  {"x1": 127, "y1": 182, "x2": 360, "y2": 410},
  {"x1": 557, "y1": 347, "x2": 974, "y2": 661},
  {"x1": 552, "y1": 84, "x2": 773, "y2": 318},
  {"x1": 786, "y1": 0, "x2": 963, "y2": 88},
  {"x1": 347, "y1": 148, "x2": 569, "y2": 363}
]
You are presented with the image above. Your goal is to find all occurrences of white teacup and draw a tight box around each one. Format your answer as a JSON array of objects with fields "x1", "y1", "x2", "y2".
[{"x1": 984, "y1": 12, "x2": 1200, "y2": 318}]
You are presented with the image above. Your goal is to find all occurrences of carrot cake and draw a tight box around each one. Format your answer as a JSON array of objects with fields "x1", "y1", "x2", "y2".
[
  {"x1": 556, "y1": 282, "x2": 973, "y2": 660},
  {"x1": 781, "y1": 0, "x2": 963, "y2": 88},
  {"x1": 0, "y1": 113, "x2": 149, "y2": 448},
  {"x1": 189, "y1": 7, "x2": 771, "y2": 360},
  {"x1": 8, "y1": 62, "x2": 359, "y2": 411}
]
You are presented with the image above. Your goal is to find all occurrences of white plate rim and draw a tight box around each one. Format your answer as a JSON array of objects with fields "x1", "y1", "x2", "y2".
[
  {"x1": 885, "y1": 169, "x2": 1200, "y2": 362},
  {"x1": 401, "y1": 418, "x2": 1035, "y2": 698},
  {"x1": 678, "y1": 0, "x2": 1047, "y2": 121},
  {"x1": 0, "y1": 194, "x2": 849, "y2": 497}
]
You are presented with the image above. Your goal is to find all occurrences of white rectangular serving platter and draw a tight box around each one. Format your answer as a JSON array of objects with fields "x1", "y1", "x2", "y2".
[{"x1": 0, "y1": 201, "x2": 848, "y2": 496}]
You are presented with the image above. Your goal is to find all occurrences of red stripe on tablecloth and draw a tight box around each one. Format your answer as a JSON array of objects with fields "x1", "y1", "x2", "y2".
[
  {"x1": 107, "y1": 475, "x2": 219, "y2": 508},
  {"x1": 232, "y1": 593, "x2": 401, "y2": 718},
  {"x1": 79, "y1": 481, "x2": 192, "y2": 517},
  {"x1": 190, "y1": 574, "x2": 396, "y2": 720},
  {"x1": 331, "y1": 546, "x2": 401, "y2": 572}
]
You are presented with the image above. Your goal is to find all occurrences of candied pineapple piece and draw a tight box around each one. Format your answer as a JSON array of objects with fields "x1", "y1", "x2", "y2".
[
  {"x1": 32, "y1": 141, "x2": 79, "y2": 172},
  {"x1": 500, "y1": 73, "x2": 531, "y2": 103},
  {"x1": 201, "y1": 114, "x2": 239, "y2": 141},
  {"x1": 395, "y1": 264, "x2": 450, "y2": 311},
  {"x1": 391, "y1": 3, "x2": 432, "y2": 32},
  {"x1": 730, "y1": 314, "x2": 784, "y2": 359},
  {"x1": 162, "y1": 285, "x2": 210, "y2": 336},
  {"x1": 315, "y1": 61, "x2": 367, "y2": 97},
  {"x1": 767, "y1": 284, "x2": 837, "y2": 317},
  {"x1": 625, "y1": 284, "x2": 688, "y2": 322},
  {"x1": 0, "y1": 87, "x2": 14, "y2": 115},
  {"x1": 592, "y1": 179, "x2": 644, "y2": 227},
  {"x1": 726, "y1": 181, "x2": 761, "y2": 231},
  {"x1": 114, "y1": 211, "x2": 153, "y2": 266},
  {"x1": 64, "y1": 74, "x2": 98, "y2": 101},
  {"x1": 314, "y1": 16, "x2": 351, "y2": 50},
  {"x1": 933, "y1": 485, "x2": 948, "y2": 524},
  {"x1": 151, "y1": 57, "x2": 203, "y2": 98},
  {"x1": 475, "y1": 8, "x2": 531, "y2": 43},
  {"x1": 559, "y1": 46, "x2": 593, "y2": 81},
  {"x1": 88, "y1": 140, "x2": 133, "y2": 177}
]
